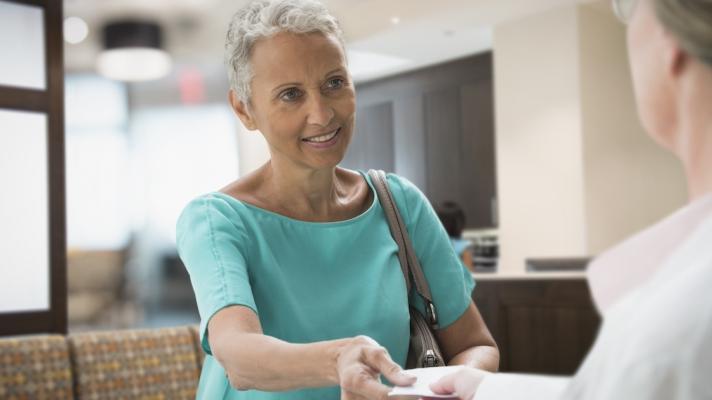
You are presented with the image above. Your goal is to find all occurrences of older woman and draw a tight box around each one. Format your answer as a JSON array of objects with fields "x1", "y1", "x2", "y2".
[
  {"x1": 425, "y1": 0, "x2": 712, "y2": 399},
  {"x1": 176, "y1": 1, "x2": 499, "y2": 399}
]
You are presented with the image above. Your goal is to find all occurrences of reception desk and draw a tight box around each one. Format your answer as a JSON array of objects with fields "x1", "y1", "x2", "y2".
[{"x1": 471, "y1": 276, "x2": 600, "y2": 375}]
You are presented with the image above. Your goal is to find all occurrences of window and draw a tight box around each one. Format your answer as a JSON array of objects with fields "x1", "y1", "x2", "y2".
[{"x1": 0, "y1": 0, "x2": 66, "y2": 336}]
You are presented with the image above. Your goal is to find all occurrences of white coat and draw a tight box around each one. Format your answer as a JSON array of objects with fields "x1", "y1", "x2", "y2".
[{"x1": 474, "y1": 194, "x2": 712, "y2": 400}]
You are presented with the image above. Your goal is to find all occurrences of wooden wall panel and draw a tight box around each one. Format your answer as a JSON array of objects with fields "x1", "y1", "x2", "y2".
[{"x1": 472, "y1": 279, "x2": 600, "y2": 374}]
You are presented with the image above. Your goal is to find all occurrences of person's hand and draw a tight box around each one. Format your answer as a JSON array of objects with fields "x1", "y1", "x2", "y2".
[
  {"x1": 336, "y1": 335, "x2": 416, "y2": 400},
  {"x1": 423, "y1": 367, "x2": 489, "y2": 400}
]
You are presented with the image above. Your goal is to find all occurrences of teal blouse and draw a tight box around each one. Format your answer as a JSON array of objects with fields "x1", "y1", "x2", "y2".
[{"x1": 176, "y1": 171, "x2": 475, "y2": 400}]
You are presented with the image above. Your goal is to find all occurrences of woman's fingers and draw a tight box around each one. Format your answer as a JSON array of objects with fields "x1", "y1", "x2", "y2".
[
  {"x1": 429, "y1": 368, "x2": 488, "y2": 400},
  {"x1": 340, "y1": 388, "x2": 373, "y2": 400},
  {"x1": 337, "y1": 336, "x2": 416, "y2": 399},
  {"x1": 364, "y1": 345, "x2": 416, "y2": 386},
  {"x1": 355, "y1": 376, "x2": 391, "y2": 399},
  {"x1": 340, "y1": 368, "x2": 391, "y2": 400},
  {"x1": 343, "y1": 387, "x2": 407, "y2": 400},
  {"x1": 429, "y1": 370, "x2": 457, "y2": 394}
]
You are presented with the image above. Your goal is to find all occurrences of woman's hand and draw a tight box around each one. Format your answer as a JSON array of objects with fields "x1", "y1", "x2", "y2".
[
  {"x1": 424, "y1": 367, "x2": 489, "y2": 400},
  {"x1": 336, "y1": 335, "x2": 416, "y2": 400}
]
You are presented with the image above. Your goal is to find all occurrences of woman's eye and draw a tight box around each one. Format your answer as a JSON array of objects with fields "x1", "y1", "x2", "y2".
[
  {"x1": 325, "y1": 78, "x2": 345, "y2": 90},
  {"x1": 280, "y1": 88, "x2": 302, "y2": 102}
]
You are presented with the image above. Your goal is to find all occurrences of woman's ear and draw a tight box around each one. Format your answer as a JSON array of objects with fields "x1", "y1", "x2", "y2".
[
  {"x1": 229, "y1": 90, "x2": 257, "y2": 131},
  {"x1": 662, "y1": 31, "x2": 687, "y2": 80}
]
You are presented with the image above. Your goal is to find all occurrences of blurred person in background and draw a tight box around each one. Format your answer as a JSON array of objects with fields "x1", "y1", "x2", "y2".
[
  {"x1": 176, "y1": 0, "x2": 499, "y2": 399},
  {"x1": 435, "y1": 201, "x2": 475, "y2": 271},
  {"x1": 425, "y1": 0, "x2": 712, "y2": 398}
]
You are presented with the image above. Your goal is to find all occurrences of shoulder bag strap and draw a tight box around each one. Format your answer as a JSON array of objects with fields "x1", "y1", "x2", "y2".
[{"x1": 367, "y1": 169, "x2": 439, "y2": 328}]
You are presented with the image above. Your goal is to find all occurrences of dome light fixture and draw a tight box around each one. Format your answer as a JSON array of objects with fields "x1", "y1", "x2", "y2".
[
  {"x1": 97, "y1": 20, "x2": 172, "y2": 82},
  {"x1": 64, "y1": 16, "x2": 89, "y2": 44}
]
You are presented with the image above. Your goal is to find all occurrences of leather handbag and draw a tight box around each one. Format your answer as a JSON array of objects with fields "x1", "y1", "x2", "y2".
[{"x1": 368, "y1": 169, "x2": 444, "y2": 369}]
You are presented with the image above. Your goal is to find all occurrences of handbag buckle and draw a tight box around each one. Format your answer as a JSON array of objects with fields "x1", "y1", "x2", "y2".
[
  {"x1": 424, "y1": 349, "x2": 438, "y2": 367},
  {"x1": 426, "y1": 302, "x2": 438, "y2": 327}
]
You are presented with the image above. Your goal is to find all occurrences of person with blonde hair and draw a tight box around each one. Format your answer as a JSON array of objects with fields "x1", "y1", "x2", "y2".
[
  {"x1": 425, "y1": 0, "x2": 712, "y2": 398},
  {"x1": 176, "y1": 1, "x2": 499, "y2": 399}
]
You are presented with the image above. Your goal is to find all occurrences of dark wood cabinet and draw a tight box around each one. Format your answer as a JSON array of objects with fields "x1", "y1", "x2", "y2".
[
  {"x1": 459, "y1": 80, "x2": 497, "y2": 228},
  {"x1": 345, "y1": 52, "x2": 497, "y2": 228},
  {"x1": 472, "y1": 278, "x2": 601, "y2": 375},
  {"x1": 424, "y1": 86, "x2": 464, "y2": 210},
  {"x1": 392, "y1": 95, "x2": 427, "y2": 192},
  {"x1": 343, "y1": 101, "x2": 394, "y2": 172}
]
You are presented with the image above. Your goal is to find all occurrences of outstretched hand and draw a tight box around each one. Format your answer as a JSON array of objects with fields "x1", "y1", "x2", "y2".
[
  {"x1": 337, "y1": 336, "x2": 416, "y2": 400},
  {"x1": 421, "y1": 367, "x2": 489, "y2": 400}
]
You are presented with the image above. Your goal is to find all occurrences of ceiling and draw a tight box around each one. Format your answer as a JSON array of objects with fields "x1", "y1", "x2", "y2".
[{"x1": 64, "y1": 0, "x2": 596, "y2": 82}]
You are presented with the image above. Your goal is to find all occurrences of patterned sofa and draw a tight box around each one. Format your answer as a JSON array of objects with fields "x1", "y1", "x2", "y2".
[{"x1": 0, "y1": 325, "x2": 205, "y2": 400}]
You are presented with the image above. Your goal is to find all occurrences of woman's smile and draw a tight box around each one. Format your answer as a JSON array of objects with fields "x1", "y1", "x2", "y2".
[{"x1": 301, "y1": 127, "x2": 341, "y2": 148}]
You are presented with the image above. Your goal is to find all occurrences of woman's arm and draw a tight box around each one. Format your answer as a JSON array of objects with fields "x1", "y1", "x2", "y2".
[
  {"x1": 208, "y1": 305, "x2": 416, "y2": 398},
  {"x1": 385, "y1": 175, "x2": 497, "y2": 371},
  {"x1": 436, "y1": 302, "x2": 499, "y2": 372},
  {"x1": 461, "y1": 250, "x2": 475, "y2": 272}
]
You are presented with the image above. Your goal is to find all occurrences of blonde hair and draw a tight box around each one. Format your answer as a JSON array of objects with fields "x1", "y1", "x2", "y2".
[{"x1": 653, "y1": 0, "x2": 712, "y2": 66}]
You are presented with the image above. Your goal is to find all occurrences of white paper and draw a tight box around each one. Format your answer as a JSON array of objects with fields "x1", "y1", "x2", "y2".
[{"x1": 389, "y1": 366, "x2": 464, "y2": 398}]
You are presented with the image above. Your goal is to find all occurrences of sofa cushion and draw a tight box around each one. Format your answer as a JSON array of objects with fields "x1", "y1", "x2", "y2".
[
  {"x1": 0, "y1": 335, "x2": 74, "y2": 399},
  {"x1": 187, "y1": 325, "x2": 204, "y2": 368},
  {"x1": 69, "y1": 326, "x2": 199, "y2": 399}
]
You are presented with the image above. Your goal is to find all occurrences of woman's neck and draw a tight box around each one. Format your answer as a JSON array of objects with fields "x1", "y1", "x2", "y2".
[
  {"x1": 681, "y1": 123, "x2": 712, "y2": 201},
  {"x1": 675, "y1": 64, "x2": 712, "y2": 202},
  {"x1": 262, "y1": 159, "x2": 347, "y2": 218}
]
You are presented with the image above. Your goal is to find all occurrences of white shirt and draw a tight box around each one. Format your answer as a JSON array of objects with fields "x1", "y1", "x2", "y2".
[
  {"x1": 587, "y1": 194, "x2": 712, "y2": 313},
  {"x1": 475, "y1": 196, "x2": 712, "y2": 400}
]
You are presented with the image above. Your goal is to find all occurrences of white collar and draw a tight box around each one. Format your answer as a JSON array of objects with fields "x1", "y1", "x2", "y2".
[{"x1": 587, "y1": 193, "x2": 712, "y2": 312}]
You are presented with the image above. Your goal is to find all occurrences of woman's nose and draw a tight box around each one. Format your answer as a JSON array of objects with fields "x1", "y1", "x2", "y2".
[{"x1": 306, "y1": 93, "x2": 335, "y2": 127}]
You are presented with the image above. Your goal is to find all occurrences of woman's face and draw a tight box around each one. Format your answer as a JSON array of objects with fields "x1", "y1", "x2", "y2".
[
  {"x1": 237, "y1": 32, "x2": 355, "y2": 172},
  {"x1": 626, "y1": 0, "x2": 677, "y2": 150}
]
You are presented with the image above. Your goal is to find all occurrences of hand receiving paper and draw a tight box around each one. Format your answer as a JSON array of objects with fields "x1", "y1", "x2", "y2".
[{"x1": 389, "y1": 366, "x2": 489, "y2": 400}]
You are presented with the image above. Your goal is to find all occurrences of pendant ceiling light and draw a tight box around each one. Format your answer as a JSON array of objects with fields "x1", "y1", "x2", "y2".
[{"x1": 97, "y1": 20, "x2": 172, "y2": 82}]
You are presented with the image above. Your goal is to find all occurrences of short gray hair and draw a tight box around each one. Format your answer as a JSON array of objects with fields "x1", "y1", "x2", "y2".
[
  {"x1": 225, "y1": 0, "x2": 346, "y2": 104},
  {"x1": 653, "y1": 0, "x2": 712, "y2": 67}
]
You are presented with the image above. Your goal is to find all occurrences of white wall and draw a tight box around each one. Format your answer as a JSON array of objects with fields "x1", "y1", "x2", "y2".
[
  {"x1": 494, "y1": 5, "x2": 587, "y2": 274},
  {"x1": 578, "y1": 4, "x2": 687, "y2": 254},
  {"x1": 493, "y1": 1, "x2": 687, "y2": 274},
  {"x1": 236, "y1": 124, "x2": 271, "y2": 176}
]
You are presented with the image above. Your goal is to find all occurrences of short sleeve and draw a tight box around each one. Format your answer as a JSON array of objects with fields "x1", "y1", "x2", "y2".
[
  {"x1": 176, "y1": 195, "x2": 258, "y2": 355},
  {"x1": 386, "y1": 174, "x2": 475, "y2": 329}
]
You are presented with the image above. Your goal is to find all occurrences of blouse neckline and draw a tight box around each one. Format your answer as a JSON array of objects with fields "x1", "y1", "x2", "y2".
[{"x1": 208, "y1": 170, "x2": 379, "y2": 228}]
